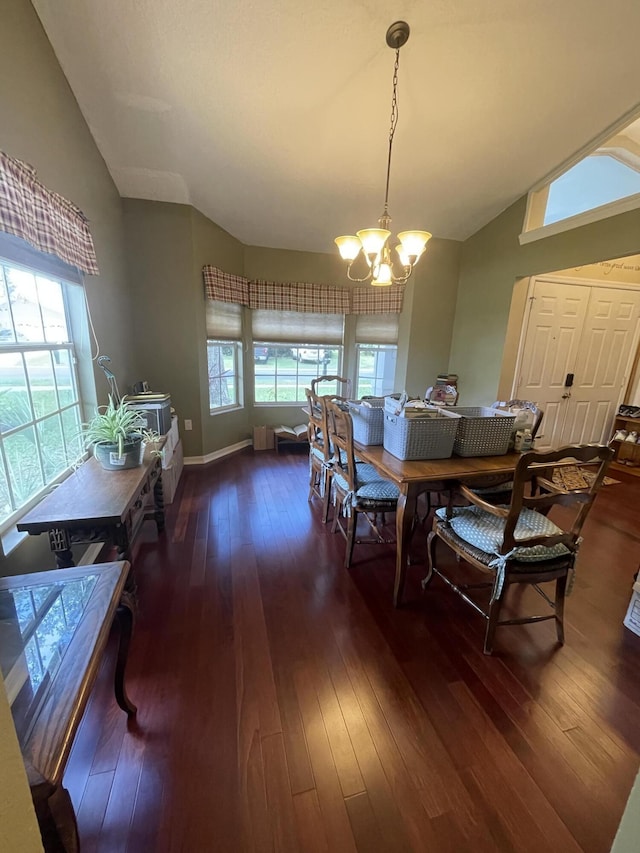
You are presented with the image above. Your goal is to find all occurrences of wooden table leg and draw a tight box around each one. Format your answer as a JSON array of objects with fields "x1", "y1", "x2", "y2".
[
  {"x1": 115, "y1": 592, "x2": 137, "y2": 716},
  {"x1": 49, "y1": 528, "x2": 75, "y2": 569},
  {"x1": 154, "y1": 471, "x2": 165, "y2": 533},
  {"x1": 393, "y1": 483, "x2": 420, "y2": 607},
  {"x1": 47, "y1": 784, "x2": 80, "y2": 853}
]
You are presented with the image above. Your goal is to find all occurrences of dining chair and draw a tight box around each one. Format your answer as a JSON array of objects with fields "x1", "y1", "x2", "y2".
[
  {"x1": 325, "y1": 399, "x2": 400, "y2": 568},
  {"x1": 424, "y1": 443, "x2": 613, "y2": 654},
  {"x1": 305, "y1": 387, "x2": 334, "y2": 523},
  {"x1": 468, "y1": 400, "x2": 545, "y2": 503},
  {"x1": 305, "y1": 375, "x2": 352, "y2": 523}
]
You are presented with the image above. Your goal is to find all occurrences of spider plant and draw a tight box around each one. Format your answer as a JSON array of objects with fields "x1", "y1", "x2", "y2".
[{"x1": 81, "y1": 395, "x2": 147, "y2": 458}]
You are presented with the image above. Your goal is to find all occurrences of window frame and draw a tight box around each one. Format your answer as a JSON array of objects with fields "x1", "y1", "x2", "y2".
[
  {"x1": 521, "y1": 106, "x2": 640, "y2": 245},
  {"x1": 206, "y1": 339, "x2": 243, "y2": 414},
  {"x1": 253, "y1": 342, "x2": 344, "y2": 406},
  {"x1": 0, "y1": 255, "x2": 86, "y2": 536},
  {"x1": 355, "y1": 343, "x2": 398, "y2": 399}
]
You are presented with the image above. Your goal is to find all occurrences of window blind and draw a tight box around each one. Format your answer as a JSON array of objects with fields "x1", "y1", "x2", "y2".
[
  {"x1": 354, "y1": 313, "x2": 399, "y2": 345},
  {"x1": 252, "y1": 310, "x2": 343, "y2": 344},
  {"x1": 206, "y1": 299, "x2": 243, "y2": 340}
]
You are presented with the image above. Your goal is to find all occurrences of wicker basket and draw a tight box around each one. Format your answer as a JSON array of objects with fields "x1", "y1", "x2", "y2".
[
  {"x1": 348, "y1": 398, "x2": 385, "y2": 445},
  {"x1": 383, "y1": 408, "x2": 460, "y2": 460},
  {"x1": 448, "y1": 406, "x2": 516, "y2": 456}
]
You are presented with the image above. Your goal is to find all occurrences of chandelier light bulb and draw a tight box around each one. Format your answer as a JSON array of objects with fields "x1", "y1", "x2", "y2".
[
  {"x1": 397, "y1": 230, "x2": 432, "y2": 259},
  {"x1": 334, "y1": 235, "x2": 361, "y2": 261},
  {"x1": 356, "y1": 227, "x2": 391, "y2": 257},
  {"x1": 372, "y1": 262, "x2": 393, "y2": 286}
]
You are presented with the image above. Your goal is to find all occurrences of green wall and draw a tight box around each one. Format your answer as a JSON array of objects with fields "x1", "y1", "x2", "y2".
[
  {"x1": 0, "y1": 0, "x2": 134, "y2": 575},
  {"x1": 451, "y1": 197, "x2": 640, "y2": 405}
]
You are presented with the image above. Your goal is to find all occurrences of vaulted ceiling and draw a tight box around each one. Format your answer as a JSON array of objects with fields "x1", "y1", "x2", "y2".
[{"x1": 32, "y1": 0, "x2": 640, "y2": 252}]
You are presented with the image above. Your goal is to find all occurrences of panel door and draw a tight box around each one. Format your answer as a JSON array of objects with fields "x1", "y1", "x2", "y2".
[
  {"x1": 558, "y1": 289, "x2": 640, "y2": 445},
  {"x1": 515, "y1": 280, "x2": 590, "y2": 450}
]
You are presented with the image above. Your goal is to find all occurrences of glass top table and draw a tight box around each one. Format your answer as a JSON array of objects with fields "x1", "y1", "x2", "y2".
[{"x1": 0, "y1": 562, "x2": 135, "y2": 853}]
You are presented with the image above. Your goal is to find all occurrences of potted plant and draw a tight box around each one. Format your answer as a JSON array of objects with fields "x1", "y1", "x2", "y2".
[{"x1": 81, "y1": 396, "x2": 147, "y2": 470}]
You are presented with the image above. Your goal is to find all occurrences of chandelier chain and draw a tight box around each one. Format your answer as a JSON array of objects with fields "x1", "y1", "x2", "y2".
[{"x1": 383, "y1": 47, "x2": 401, "y2": 214}]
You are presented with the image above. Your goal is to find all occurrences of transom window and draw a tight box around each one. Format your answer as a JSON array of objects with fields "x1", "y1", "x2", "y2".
[
  {"x1": 523, "y1": 113, "x2": 640, "y2": 240},
  {"x1": 0, "y1": 259, "x2": 84, "y2": 530}
]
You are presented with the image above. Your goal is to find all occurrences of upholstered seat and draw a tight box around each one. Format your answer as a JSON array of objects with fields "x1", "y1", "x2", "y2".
[
  {"x1": 425, "y1": 443, "x2": 613, "y2": 654},
  {"x1": 326, "y1": 399, "x2": 399, "y2": 568}
]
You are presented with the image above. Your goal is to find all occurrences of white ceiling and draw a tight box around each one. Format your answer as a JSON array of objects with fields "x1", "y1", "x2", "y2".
[{"x1": 32, "y1": 0, "x2": 640, "y2": 252}]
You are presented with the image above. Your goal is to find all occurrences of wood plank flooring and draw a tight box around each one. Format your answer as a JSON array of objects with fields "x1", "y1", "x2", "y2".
[{"x1": 63, "y1": 447, "x2": 640, "y2": 852}]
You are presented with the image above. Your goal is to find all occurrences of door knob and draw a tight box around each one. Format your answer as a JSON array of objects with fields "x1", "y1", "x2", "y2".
[{"x1": 562, "y1": 392, "x2": 571, "y2": 399}]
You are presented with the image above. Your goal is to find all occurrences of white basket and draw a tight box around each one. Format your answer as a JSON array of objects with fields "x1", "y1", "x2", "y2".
[
  {"x1": 383, "y1": 408, "x2": 460, "y2": 460},
  {"x1": 447, "y1": 406, "x2": 516, "y2": 457},
  {"x1": 348, "y1": 398, "x2": 385, "y2": 445},
  {"x1": 623, "y1": 581, "x2": 640, "y2": 637}
]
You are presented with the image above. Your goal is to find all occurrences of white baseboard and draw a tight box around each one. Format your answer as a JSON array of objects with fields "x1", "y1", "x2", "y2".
[{"x1": 184, "y1": 439, "x2": 252, "y2": 466}]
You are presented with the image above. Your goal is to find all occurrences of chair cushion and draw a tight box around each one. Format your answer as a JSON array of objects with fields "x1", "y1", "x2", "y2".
[
  {"x1": 310, "y1": 445, "x2": 326, "y2": 462},
  {"x1": 333, "y1": 472, "x2": 400, "y2": 510},
  {"x1": 434, "y1": 505, "x2": 570, "y2": 562}
]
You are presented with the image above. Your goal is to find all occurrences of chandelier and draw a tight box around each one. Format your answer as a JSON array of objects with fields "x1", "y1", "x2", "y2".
[{"x1": 335, "y1": 21, "x2": 431, "y2": 287}]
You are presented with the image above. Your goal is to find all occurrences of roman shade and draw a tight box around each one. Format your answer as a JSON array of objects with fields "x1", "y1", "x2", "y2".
[
  {"x1": 205, "y1": 299, "x2": 243, "y2": 340},
  {"x1": 251, "y1": 310, "x2": 343, "y2": 344}
]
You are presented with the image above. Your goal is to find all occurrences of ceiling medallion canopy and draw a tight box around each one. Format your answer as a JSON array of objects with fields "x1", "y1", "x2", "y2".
[{"x1": 335, "y1": 21, "x2": 432, "y2": 287}]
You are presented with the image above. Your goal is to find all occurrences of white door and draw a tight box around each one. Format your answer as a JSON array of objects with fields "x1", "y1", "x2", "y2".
[
  {"x1": 558, "y1": 289, "x2": 640, "y2": 445},
  {"x1": 515, "y1": 278, "x2": 640, "y2": 450}
]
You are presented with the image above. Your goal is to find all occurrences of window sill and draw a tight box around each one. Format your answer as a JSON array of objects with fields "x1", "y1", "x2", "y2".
[
  {"x1": 254, "y1": 401, "x2": 308, "y2": 408},
  {"x1": 209, "y1": 404, "x2": 244, "y2": 417},
  {"x1": 520, "y1": 191, "x2": 640, "y2": 245}
]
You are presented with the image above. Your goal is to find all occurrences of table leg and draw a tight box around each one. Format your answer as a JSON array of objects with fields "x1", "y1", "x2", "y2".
[
  {"x1": 115, "y1": 592, "x2": 137, "y2": 716},
  {"x1": 47, "y1": 784, "x2": 80, "y2": 853},
  {"x1": 49, "y1": 528, "x2": 75, "y2": 569},
  {"x1": 393, "y1": 483, "x2": 420, "y2": 607},
  {"x1": 154, "y1": 471, "x2": 165, "y2": 533}
]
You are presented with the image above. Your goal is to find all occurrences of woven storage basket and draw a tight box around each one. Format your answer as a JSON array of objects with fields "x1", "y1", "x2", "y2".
[
  {"x1": 448, "y1": 406, "x2": 516, "y2": 456},
  {"x1": 348, "y1": 398, "x2": 385, "y2": 445},
  {"x1": 383, "y1": 408, "x2": 460, "y2": 461}
]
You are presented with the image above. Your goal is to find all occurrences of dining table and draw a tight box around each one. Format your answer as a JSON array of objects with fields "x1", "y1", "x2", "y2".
[{"x1": 352, "y1": 443, "x2": 522, "y2": 605}]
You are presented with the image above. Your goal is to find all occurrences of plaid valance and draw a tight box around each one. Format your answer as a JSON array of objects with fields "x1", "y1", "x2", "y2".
[
  {"x1": 249, "y1": 279, "x2": 350, "y2": 313},
  {"x1": 0, "y1": 151, "x2": 99, "y2": 275},
  {"x1": 351, "y1": 283, "x2": 405, "y2": 314},
  {"x1": 203, "y1": 265, "x2": 250, "y2": 305},
  {"x1": 203, "y1": 266, "x2": 405, "y2": 315}
]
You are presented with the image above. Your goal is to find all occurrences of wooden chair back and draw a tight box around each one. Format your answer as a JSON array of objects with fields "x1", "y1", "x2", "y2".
[
  {"x1": 492, "y1": 399, "x2": 544, "y2": 438},
  {"x1": 325, "y1": 399, "x2": 357, "y2": 492},
  {"x1": 457, "y1": 444, "x2": 614, "y2": 557},
  {"x1": 311, "y1": 375, "x2": 352, "y2": 399},
  {"x1": 305, "y1": 387, "x2": 329, "y2": 462}
]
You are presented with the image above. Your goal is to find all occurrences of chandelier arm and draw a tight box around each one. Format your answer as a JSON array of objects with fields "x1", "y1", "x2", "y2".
[{"x1": 346, "y1": 264, "x2": 374, "y2": 283}]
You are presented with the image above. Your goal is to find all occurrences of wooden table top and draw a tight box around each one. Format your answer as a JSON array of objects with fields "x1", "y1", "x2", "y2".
[
  {"x1": 353, "y1": 443, "x2": 523, "y2": 485},
  {"x1": 17, "y1": 447, "x2": 162, "y2": 532},
  {"x1": 0, "y1": 562, "x2": 129, "y2": 787}
]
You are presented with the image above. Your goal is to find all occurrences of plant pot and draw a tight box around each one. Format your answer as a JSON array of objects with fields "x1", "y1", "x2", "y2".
[{"x1": 93, "y1": 435, "x2": 143, "y2": 470}]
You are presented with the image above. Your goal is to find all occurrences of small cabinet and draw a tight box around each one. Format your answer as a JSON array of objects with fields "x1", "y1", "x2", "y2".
[{"x1": 609, "y1": 414, "x2": 640, "y2": 476}]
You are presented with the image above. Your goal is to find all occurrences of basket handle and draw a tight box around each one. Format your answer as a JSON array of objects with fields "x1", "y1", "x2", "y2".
[{"x1": 385, "y1": 414, "x2": 397, "y2": 426}]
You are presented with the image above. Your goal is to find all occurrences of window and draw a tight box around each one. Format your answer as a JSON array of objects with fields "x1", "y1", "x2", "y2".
[
  {"x1": 354, "y1": 312, "x2": 398, "y2": 398},
  {"x1": 207, "y1": 340, "x2": 242, "y2": 410},
  {"x1": 356, "y1": 344, "x2": 397, "y2": 397},
  {"x1": 0, "y1": 258, "x2": 84, "y2": 529},
  {"x1": 205, "y1": 299, "x2": 243, "y2": 412},
  {"x1": 254, "y1": 343, "x2": 343, "y2": 403},
  {"x1": 523, "y1": 113, "x2": 640, "y2": 240},
  {"x1": 252, "y1": 309, "x2": 344, "y2": 404}
]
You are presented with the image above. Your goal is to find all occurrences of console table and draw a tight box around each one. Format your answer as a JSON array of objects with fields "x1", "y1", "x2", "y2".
[
  {"x1": 17, "y1": 448, "x2": 165, "y2": 582},
  {"x1": 0, "y1": 561, "x2": 136, "y2": 852}
]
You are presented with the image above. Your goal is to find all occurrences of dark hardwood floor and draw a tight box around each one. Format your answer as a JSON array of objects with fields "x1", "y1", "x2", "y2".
[{"x1": 63, "y1": 447, "x2": 640, "y2": 852}]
